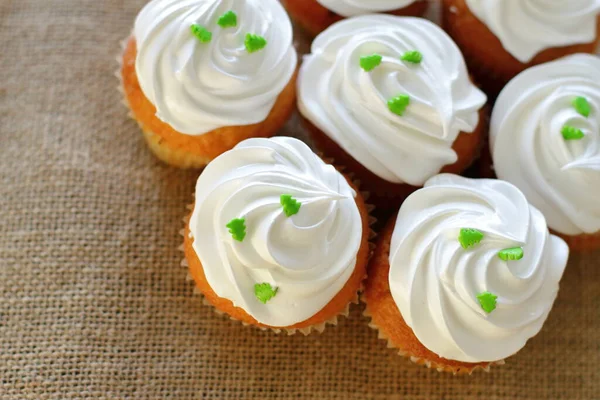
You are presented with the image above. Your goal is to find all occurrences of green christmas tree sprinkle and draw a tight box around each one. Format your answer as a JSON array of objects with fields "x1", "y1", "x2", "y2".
[
  {"x1": 401, "y1": 50, "x2": 423, "y2": 64},
  {"x1": 254, "y1": 283, "x2": 278, "y2": 304},
  {"x1": 190, "y1": 24, "x2": 212, "y2": 43},
  {"x1": 573, "y1": 96, "x2": 591, "y2": 118},
  {"x1": 280, "y1": 194, "x2": 301, "y2": 217},
  {"x1": 387, "y1": 94, "x2": 410, "y2": 116},
  {"x1": 245, "y1": 33, "x2": 267, "y2": 53},
  {"x1": 498, "y1": 247, "x2": 524, "y2": 261},
  {"x1": 360, "y1": 54, "x2": 383, "y2": 72},
  {"x1": 477, "y1": 291, "x2": 498, "y2": 314},
  {"x1": 226, "y1": 218, "x2": 246, "y2": 242},
  {"x1": 218, "y1": 10, "x2": 237, "y2": 28},
  {"x1": 561, "y1": 125, "x2": 585, "y2": 140},
  {"x1": 458, "y1": 228, "x2": 484, "y2": 249}
]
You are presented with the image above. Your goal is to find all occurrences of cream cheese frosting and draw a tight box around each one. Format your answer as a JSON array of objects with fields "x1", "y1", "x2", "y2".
[
  {"x1": 315, "y1": 0, "x2": 418, "y2": 17},
  {"x1": 298, "y1": 15, "x2": 486, "y2": 186},
  {"x1": 490, "y1": 54, "x2": 600, "y2": 236},
  {"x1": 134, "y1": 0, "x2": 297, "y2": 135},
  {"x1": 389, "y1": 174, "x2": 569, "y2": 363},
  {"x1": 189, "y1": 137, "x2": 363, "y2": 327},
  {"x1": 465, "y1": 0, "x2": 600, "y2": 63}
]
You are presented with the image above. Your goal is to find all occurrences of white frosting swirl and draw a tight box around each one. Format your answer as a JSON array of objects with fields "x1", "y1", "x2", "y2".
[
  {"x1": 298, "y1": 15, "x2": 486, "y2": 186},
  {"x1": 389, "y1": 174, "x2": 568, "y2": 363},
  {"x1": 491, "y1": 54, "x2": 600, "y2": 236},
  {"x1": 189, "y1": 137, "x2": 362, "y2": 327},
  {"x1": 315, "y1": 0, "x2": 418, "y2": 17},
  {"x1": 465, "y1": 0, "x2": 600, "y2": 63},
  {"x1": 134, "y1": 0, "x2": 297, "y2": 135}
]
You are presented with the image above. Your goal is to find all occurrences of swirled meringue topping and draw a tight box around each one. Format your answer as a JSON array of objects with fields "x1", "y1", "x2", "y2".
[
  {"x1": 134, "y1": 0, "x2": 297, "y2": 135},
  {"x1": 189, "y1": 137, "x2": 363, "y2": 327},
  {"x1": 491, "y1": 54, "x2": 600, "y2": 236},
  {"x1": 316, "y1": 0, "x2": 419, "y2": 17},
  {"x1": 298, "y1": 15, "x2": 486, "y2": 186},
  {"x1": 465, "y1": 0, "x2": 600, "y2": 63},
  {"x1": 389, "y1": 174, "x2": 568, "y2": 363}
]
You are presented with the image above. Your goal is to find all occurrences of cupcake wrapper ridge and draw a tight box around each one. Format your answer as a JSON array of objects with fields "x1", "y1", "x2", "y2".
[{"x1": 362, "y1": 301, "x2": 504, "y2": 374}]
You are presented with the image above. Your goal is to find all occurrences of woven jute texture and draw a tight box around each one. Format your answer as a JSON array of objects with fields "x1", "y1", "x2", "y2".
[{"x1": 1, "y1": 1, "x2": 599, "y2": 399}]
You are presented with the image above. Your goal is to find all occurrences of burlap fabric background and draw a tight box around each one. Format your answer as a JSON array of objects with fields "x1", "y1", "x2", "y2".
[{"x1": 1, "y1": 0, "x2": 599, "y2": 398}]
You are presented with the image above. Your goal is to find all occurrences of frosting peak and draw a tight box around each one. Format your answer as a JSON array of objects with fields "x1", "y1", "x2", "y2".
[
  {"x1": 298, "y1": 15, "x2": 486, "y2": 185},
  {"x1": 189, "y1": 137, "x2": 363, "y2": 327},
  {"x1": 134, "y1": 0, "x2": 297, "y2": 135},
  {"x1": 389, "y1": 174, "x2": 568, "y2": 363},
  {"x1": 465, "y1": 0, "x2": 600, "y2": 63},
  {"x1": 491, "y1": 54, "x2": 600, "y2": 236}
]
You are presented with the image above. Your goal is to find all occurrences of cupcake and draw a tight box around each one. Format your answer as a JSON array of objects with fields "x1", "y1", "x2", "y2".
[
  {"x1": 442, "y1": 0, "x2": 600, "y2": 95},
  {"x1": 280, "y1": 0, "x2": 428, "y2": 36},
  {"x1": 120, "y1": 0, "x2": 298, "y2": 169},
  {"x1": 490, "y1": 54, "x2": 600, "y2": 251},
  {"x1": 183, "y1": 137, "x2": 371, "y2": 334},
  {"x1": 364, "y1": 174, "x2": 569, "y2": 374},
  {"x1": 298, "y1": 15, "x2": 487, "y2": 211}
]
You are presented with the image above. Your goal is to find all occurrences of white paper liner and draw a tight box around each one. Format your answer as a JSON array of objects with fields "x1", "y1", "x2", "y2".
[{"x1": 116, "y1": 37, "x2": 134, "y2": 118}]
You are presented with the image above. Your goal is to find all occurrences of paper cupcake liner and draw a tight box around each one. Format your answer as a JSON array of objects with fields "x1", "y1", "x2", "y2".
[
  {"x1": 116, "y1": 37, "x2": 131, "y2": 114},
  {"x1": 179, "y1": 170, "x2": 377, "y2": 335},
  {"x1": 362, "y1": 301, "x2": 504, "y2": 374}
]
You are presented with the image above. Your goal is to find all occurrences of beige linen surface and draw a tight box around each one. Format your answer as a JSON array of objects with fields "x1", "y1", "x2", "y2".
[{"x1": 1, "y1": 1, "x2": 599, "y2": 399}]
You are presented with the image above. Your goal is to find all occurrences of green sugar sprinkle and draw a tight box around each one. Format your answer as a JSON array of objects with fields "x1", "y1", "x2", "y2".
[
  {"x1": 401, "y1": 50, "x2": 423, "y2": 64},
  {"x1": 458, "y1": 228, "x2": 484, "y2": 249},
  {"x1": 387, "y1": 94, "x2": 410, "y2": 116},
  {"x1": 280, "y1": 194, "x2": 301, "y2": 217},
  {"x1": 226, "y1": 218, "x2": 246, "y2": 242},
  {"x1": 360, "y1": 54, "x2": 382, "y2": 72},
  {"x1": 254, "y1": 283, "x2": 278, "y2": 304},
  {"x1": 218, "y1": 10, "x2": 237, "y2": 28},
  {"x1": 245, "y1": 33, "x2": 267, "y2": 53},
  {"x1": 477, "y1": 291, "x2": 498, "y2": 314},
  {"x1": 190, "y1": 24, "x2": 212, "y2": 43},
  {"x1": 573, "y1": 96, "x2": 591, "y2": 118},
  {"x1": 561, "y1": 125, "x2": 585, "y2": 140},
  {"x1": 498, "y1": 247, "x2": 524, "y2": 261}
]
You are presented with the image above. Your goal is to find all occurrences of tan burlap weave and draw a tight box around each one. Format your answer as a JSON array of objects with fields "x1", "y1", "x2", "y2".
[{"x1": 1, "y1": 0, "x2": 598, "y2": 398}]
